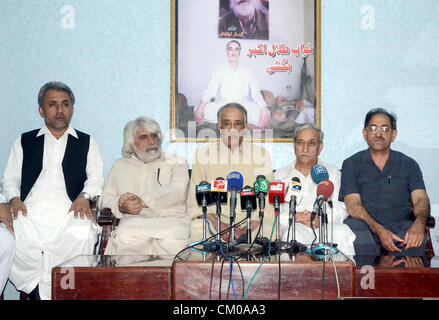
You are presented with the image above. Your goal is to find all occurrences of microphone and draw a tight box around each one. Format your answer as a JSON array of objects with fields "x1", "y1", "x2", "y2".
[
  {"x1": 227, "y1": 171, "x2": 244, "y2": 240},
  {"x1": 268, "y1": 180, "x2": 285, "y2": 217},
  {"x1": 240, "y1": 185, "x2": 257, "y2": 215},
  {"x1": 308, "y1": 180, "x2": 337, "y2": 258},
  {"x1": 287, "y1": 177, "x2": 302, "y2": 226},
  {"x1": 311, "y1": 164, "x2": 329, "y2": 184},
  {"x1": 195, "y1": 181, "x2": 213, "y2": 207},
  {"x1": 211, "y1": 177, "x2": 227, "y2": 243},
  {"x1": 240, "y1": 185, "x2": 257, "y2": 245},
  {"x1": 196, "y1": 181, "x2": 213, "y2": 243},
  {"x1": 310, "y1": 179, "x2": 334, "y2": 221},
  {"x1": 253, "y1": 175, "x2": 269, "y2": 219},
  {"x1": 211, "y1": 177, "x2": 228, "y2": 205}
]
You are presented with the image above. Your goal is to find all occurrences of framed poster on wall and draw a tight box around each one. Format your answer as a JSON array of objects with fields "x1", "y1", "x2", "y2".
[{"x1": 170, "y1": 0, "x2": 321, "y2": 142}]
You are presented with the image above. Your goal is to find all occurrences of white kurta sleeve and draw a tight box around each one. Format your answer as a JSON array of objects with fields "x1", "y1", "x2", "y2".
[
  {"x1": 1, "y1": 137, "x2": 23, "y2": 202},
  {"x1": 328, "y1": 167, "x2": 348, "y2": 225},
  {"x1": 98, "y1": 162, "x2": 124, "y2": 219},
  {"x1": 82, "y1": 137, "x2": 104, "y2": 198},
  {"x1": 142, "y1": 160, "x2": 189, "y2": 216},
  {"x1": 247, "y1": 70, "x2": 267, "y2": 109},
  {"x1": 201, "y1": 66, "x2": 221, "y2": 103}
]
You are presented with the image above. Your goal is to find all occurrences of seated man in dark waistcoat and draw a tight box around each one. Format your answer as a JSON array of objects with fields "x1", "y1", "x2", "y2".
[{"x1": 1, "y1": 81, "x2": 104, "y2": 299}]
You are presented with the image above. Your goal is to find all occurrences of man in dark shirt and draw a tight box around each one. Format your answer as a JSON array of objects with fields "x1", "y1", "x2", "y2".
[{"x1": 339, "y1": 108, "x2": 430, "y2": 257}]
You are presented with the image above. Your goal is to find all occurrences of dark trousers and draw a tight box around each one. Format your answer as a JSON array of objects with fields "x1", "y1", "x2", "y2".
[
  {"x1": 23, "y1": 285, "x2": 40, "y2": 300},
  {"x1": 344, "y1": 217, "x2": 427, "y2": 266}
]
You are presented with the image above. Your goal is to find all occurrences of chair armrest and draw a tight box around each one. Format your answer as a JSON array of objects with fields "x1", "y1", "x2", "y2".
[
  {"x1": 427, "y1": 216, "x2": 435, "y2": 229},
  {"x1": 97, "y1": 207, "x2": 116, "y2": 226},
  {"x1": 96, "y1": 206, "x2": 120, "y2": 255}
]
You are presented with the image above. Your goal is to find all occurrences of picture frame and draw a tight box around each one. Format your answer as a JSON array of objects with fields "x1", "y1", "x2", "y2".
[{"x1": 170, "y1": 0, "x2": 321, "y2": 142}]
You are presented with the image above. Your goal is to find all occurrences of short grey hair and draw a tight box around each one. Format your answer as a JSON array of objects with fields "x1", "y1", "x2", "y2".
[
  {"x1": 122, "y1": 116, "x2": 163, "y2": 158},
  {"x1": 226, "y1": 39, "x2": 241, "y2": 50},
  {"x1": 38, "y1": 81, "x2": 75, "y2": 107},
  {"x1": 293, "y1": 123, "x2": 324, "y2": 143},
  {"x1": 216, "y1": 103, "x2": 248, "y2": 126}
]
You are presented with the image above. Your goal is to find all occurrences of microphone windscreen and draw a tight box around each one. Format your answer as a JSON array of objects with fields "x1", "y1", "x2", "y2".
[
  {"x1": 268, "y1": 181, "x2": 285, "y2": 203},
  {"x1": 211, "y1": 178, "x2": 227, "y2": 192},
  {"x1": 195, "y1": 181, "x2": 212, "y2": 206},
  {"x1": 240, "y1": 186, "x2": 257, "y2": 211},
  {"x1": 289, "y1": 178, "x2": 302, "y2": 197},
  {"x1": 211, "y1": 178, "x2": 228, "y2": 204},
  {"x1": 311, "y1": 164, "x2": 329, "y2": 184},
  {"x1": 254, "y1": 177, "x2": 269, "y2": 195},
  {"x1": 227, "y1": 171, "x2": 244, "y2": 191},
  {"x1": 316, "y1": 180, "x2": 334, "y2": 200}
]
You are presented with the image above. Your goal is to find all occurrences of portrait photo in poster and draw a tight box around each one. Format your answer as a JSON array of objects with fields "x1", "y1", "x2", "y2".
[
  {"x1": 170, "y1": 0, "x2": 320, "y2": 142},
  {"x1": 218, "y1": 0, "x2": 269, "y2": 40}
]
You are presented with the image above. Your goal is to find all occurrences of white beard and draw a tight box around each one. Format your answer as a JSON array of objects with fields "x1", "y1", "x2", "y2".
[
  {"x1": 230, "y1": 0, "x2": 255, "y2": 18},
  {"x1": 134, "y1": 146, "x2": 162, "y2": 163}
]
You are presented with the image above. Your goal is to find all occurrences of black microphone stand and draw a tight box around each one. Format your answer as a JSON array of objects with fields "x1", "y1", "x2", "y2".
[
  {"x1": 258, "y1": 194, "x2": 265, "y2": 239},
  {"x1": 229, "y1": 190, "x2": 236, "y2": 243},
  {"x1": 216, "y1": 197, "x2": 222, "y2": 243},
  {"x1": 246, "y1": 201, "x2": 252, "y2": 245},
  {"x1": 287, "y1": 197, "x2": 307, "y2": 254},
  {"x1": 202, "y1": 198, "x2": 208, "y2": 243}
]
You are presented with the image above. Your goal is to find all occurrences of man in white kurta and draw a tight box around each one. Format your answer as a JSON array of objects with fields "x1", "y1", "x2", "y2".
[
  {"x1": 99, "y1": 117, "x2": 190, "y2": 256},
  {"x1": 274, "y1": 124, "x2": 356, "y2": 256},
  {"x1": 0, "y1": 193, "x2": 15, "y2": 293},
  {"x1": 1, "y1": 82, "x2": 104, "y2": 299},
  {"x1": 194, "y1": 40, "x2": 270, "y2": 128},
  {"x1": 189, "y1": 103, "x2": 275, "y2": 244}
]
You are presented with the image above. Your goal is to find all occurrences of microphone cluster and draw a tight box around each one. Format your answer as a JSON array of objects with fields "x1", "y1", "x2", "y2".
[{"x1": 193, "y1": 164, "x2": 337, "y2": 257}]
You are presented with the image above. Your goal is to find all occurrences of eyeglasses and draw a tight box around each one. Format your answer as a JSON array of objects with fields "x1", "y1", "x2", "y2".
[
  {"x1": 365, "y1": 125, "x2": 392, "y2": 134},
  {"x1": 295, "y1": 140, "x2": 320, "y2": 148}
]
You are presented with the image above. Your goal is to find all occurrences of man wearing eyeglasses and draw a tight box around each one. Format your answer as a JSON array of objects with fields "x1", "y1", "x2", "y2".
[{"x1": 339, "y1": 108, "x2": 431, "y2": 258}]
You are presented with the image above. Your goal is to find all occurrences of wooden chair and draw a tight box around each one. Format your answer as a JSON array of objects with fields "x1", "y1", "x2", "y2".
[{"x1": 96, "y1": 205, "x2": 119, "y2": 255}]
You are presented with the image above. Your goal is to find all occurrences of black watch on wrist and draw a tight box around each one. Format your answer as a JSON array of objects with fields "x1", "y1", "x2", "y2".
[{"x1": 78, "y1": 192, "x2": 91, "y2": 201}]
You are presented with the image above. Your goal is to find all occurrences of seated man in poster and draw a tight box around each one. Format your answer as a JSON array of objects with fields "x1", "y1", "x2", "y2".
[
  {"x1": 219, "y1": 0, "x2": 269, "y2": 40},
  {"x1": 2, "y1": 81, "x2": 104, "y2": 300},
  {"x1": 189, "y1": 103, "x2": 274, "y2": 244},
  {"x1": 194, "y1": 40, "x2": 270, "y2": 131},
  {"x1": 99, "y1": 116, "x2": 191, "y2": 256}
]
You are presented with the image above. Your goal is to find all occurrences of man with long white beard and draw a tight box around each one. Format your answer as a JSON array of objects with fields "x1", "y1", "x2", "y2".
[
  {"x1": 219, "y1": 0, "x2": 269, "y2": 40},
  {"x1": 99, "y1": 116, "x2": 191, "y2": 256}
]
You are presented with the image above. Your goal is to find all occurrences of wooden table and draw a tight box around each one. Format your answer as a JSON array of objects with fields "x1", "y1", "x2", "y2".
[
  {"x1": 172, "y1": 252, "x2": 354, "y2": 300},
  {"x1": 354, "y1": 255, "x2": 439, "y2": 298},
  {"x1": 51, "y1": 253, "x2": 439, "y2": 300},
  {"x1": 52, "y1": 255, "x2": 173, "y2": 300}
]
